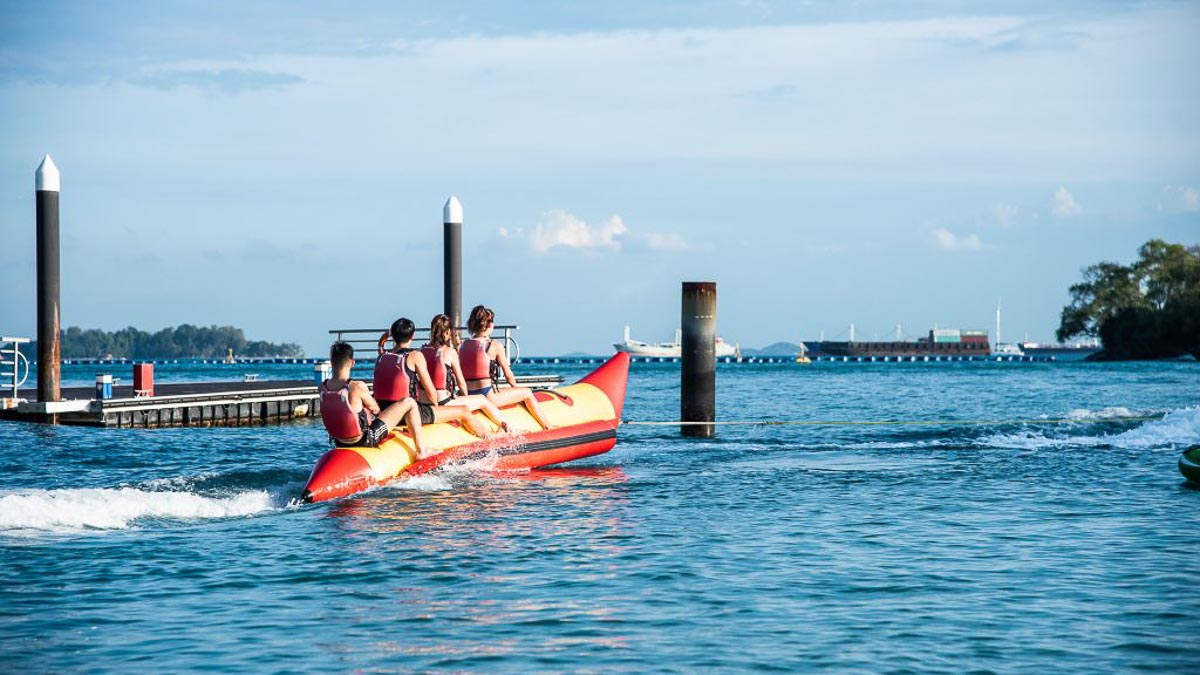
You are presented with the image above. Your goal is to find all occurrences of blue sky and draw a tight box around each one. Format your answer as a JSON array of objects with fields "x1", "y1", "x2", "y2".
[{"x1": 1, "y1": 1, "x2": 1197, "y2": 355}]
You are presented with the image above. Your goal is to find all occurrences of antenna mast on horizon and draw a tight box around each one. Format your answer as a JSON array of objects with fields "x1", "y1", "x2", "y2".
[{"x1": 995, "y1": 298, "x2": 1002, "y2": 348}]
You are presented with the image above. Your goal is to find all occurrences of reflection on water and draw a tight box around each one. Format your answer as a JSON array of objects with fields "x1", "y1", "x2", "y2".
[
  {"x1": 317, "y1": 465, "x2": 635, "y2": 665},
  {"x1": 325, "y1": 465, "x2": 631, "y2": 541}
]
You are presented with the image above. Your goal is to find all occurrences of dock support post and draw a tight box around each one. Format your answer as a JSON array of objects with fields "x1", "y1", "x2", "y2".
[
  {"x1": 681, "y1": 281, "x2": 716, "y2": 437},
  {"x1": 443, "y1": 196, "x2": 463, "y2": 332},
  {"x1": 35, "y1": 155, "x2": 62, "y2": 415}
]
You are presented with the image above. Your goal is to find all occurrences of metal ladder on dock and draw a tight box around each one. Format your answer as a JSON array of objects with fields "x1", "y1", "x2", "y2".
[{"x1": 1, "y1": 336, "x2": 31, "y2": 405}]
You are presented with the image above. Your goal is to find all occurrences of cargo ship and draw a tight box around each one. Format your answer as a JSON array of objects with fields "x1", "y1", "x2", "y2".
[
  {"x1": 814, "y1": 328, "x2": 992, "y2": 357},
  {"x1": 1019, "y1": 340, "x2": 1100, "y2": 358},
  {"x1": 614, "y1": 326, "x2": 740, "y2": 358}
]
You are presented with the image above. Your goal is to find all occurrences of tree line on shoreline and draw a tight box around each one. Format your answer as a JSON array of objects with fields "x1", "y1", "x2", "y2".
[
  {"x1": 27, "y1": 325, "x2": 304, "y2": 359},
  {"x1": 1058, "y1": 239, "x2": 1199, "y2": 361}
]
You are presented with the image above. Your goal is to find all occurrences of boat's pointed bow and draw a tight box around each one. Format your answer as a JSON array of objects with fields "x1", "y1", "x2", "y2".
[
  {"x1": 578, "y1": 352, "x2": 630, "y2": 420},
  {"x1": 302, "y1": 447, "x2": 375, "y2": 503}
]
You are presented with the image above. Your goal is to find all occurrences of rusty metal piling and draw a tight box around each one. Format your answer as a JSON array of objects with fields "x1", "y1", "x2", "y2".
[
  {"x1": 681, "y1": 281, "x2": 716, "y2": 437},
  {"x1": 35, "y1": 155, "x2": 61, "y2": 414}
]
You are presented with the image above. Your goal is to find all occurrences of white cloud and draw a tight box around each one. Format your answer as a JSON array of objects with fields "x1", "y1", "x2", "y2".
[
  {"x1": 1185, "y1": 187, "x2": 1200, "y2": 212},
  {"x1": 1158, "y1": 185, "x2": 1199, "y2": 213},
  {"x1": 994, "y1": 203, "x2": 1018, "y2": 227},
  {"x1": 83, "y1": 5, "x2": 1198, "y2": 183},
  {"x1": 530, "y1": 210, "x2": 627, "y2": 253},
  {"x1": 932, "y1": 227, "x2": 988, "y2": 252},
  {"x1": 640, "y1": 232, "x2": 688, "y2": 251},
  {"x1": 519, "y1": 210, "x2": 688, "y2": 254},
  {"x1": 1052, "y1": 187, "x2": 1081, "y2": 216}
]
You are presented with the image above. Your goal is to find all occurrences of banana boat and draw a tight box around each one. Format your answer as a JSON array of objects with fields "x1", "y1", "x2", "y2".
[{"x1": 301, "y1": 352, "x2": 629, "y2": 503}]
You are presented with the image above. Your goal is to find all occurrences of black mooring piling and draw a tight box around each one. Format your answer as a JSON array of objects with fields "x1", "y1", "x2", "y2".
[
  {"x1": 681, "y1": 281, "x2": 716, "y2": 437},
  {"x1": 443, "y1": 196, "x2": 463, "y2": 332},
  {"x1": 35, "y1": 155, "x2": 61, "y2": 410}
]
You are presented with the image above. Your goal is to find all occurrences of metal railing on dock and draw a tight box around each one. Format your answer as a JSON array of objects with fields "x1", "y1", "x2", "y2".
[
  {"x1": 1, "y1": 336, "x2": 30, "y2": 403},
  {"x1": 325, "y1": 325, "x2": 572, "y2": 390},
  {"x1": 329, "y1": 325, "x2": 520, "y2": 361}
]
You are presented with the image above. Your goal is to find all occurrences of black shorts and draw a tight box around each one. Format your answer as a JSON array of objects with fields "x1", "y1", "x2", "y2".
[
  {"x1": 377, "y1": 399, "x2": 436, "y2": 425},
  {"x1": 417, "y1": 401, "x2": 435, "y2": 425},
  {"x1": 336, "y1": 419, "x2": 388, "y2": 448}
]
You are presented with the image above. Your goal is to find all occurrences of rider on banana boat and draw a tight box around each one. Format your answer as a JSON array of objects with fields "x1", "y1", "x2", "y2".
[
  {"x1": 459, "y1": 304, "x2": 555, "y2": 430},
  {"x1": 421, "y1": 313, "x2": 513, "y2": 434},
  {"x1": 320, "y1": 341, "x2": 426, "y2": 452},
  {"x1": 374, "y1": 317, "x2": 494, "y2": 443}
]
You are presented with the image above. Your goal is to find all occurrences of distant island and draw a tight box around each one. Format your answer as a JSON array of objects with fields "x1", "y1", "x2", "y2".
[
  {"x1": 1058, "y1": 239, "x2": 1199, "y2": 361},
  {"x1": 29, "y1": 324, "x2": 304, "y2": 359},
  {"x1": 738, "y1": 342, "x2": 802, "y2": 356}
]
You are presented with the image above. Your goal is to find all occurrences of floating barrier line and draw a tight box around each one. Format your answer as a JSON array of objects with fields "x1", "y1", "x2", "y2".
[{"x1": 621, "y1": 415, "x2": 1163, "y2": 427}]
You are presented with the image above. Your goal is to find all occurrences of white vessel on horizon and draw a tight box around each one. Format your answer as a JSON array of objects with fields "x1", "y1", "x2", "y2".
[
  {"x1": 614, "y1": 326, "x2": 740, "y2": 358},
  {"x1": 993, "y1": 342, "x2": 1025, "y2": 356}
]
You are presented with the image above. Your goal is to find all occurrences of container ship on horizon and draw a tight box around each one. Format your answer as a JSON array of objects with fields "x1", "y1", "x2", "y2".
[{"x1": 812, "y1": 328, "x2": 992, "y2": 357}]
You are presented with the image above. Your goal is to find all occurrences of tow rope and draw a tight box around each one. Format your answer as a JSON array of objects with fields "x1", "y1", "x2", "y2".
[{"x1": 620, "y1": 415, "x2": 1162, "y2": 427}]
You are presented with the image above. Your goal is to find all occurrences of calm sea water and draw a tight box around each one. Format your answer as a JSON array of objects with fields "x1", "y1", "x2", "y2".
[{"x1": 2, "y1": 360, "x2": 1198, "y2": 672}]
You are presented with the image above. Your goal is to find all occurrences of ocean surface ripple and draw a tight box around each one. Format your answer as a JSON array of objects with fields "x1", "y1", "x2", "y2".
[{"x1": 1, "y1": 359, "x2": 1198, "y2": 672}]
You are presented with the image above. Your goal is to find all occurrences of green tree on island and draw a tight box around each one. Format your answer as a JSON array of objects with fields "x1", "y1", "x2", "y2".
[
  {"x1": 30, "y1": 324, "x2": 304, "y2": 359},
  {"x1": 1057, "y1": 239, "x2": 1200, "y2": 360}
]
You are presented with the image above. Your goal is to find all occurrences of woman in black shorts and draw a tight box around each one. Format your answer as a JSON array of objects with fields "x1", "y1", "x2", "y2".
[{"x1": 374, "y1": 318, "x2": 493, "y2": 443}]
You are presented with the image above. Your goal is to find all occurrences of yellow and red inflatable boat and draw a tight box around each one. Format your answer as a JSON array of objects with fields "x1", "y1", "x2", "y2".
[{"x1": 301, "y1": 352, "x2": 629, "y2": 503}]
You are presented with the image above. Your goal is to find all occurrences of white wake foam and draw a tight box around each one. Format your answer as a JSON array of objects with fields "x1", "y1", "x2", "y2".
[
  {"x1": 1062, "y1": 406, "x2": 1140, "y2": 421},
  {"x1": 984, "y1": 406, "x2": 1200, "y2": 451},
  {"x1": 386, "y1": 474, "x2": 454, "y2": 492},
  {"x1": 0, "y1": 487, "x2": 276, "y2": 534}
]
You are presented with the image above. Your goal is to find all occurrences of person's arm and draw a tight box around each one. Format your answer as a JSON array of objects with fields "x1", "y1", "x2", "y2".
[
  {"x1": 494, "y1": 342, "x2": 518, "y2": 388},
  {"x1": 447, "y1": 350, "x2": 468, "y2": 396},
  {"x1": 412, "y1": 352, "x2": 438, "y2": 404},
  {"x1": 354, "y1": 381, "x2": 381, "y2": 415}
]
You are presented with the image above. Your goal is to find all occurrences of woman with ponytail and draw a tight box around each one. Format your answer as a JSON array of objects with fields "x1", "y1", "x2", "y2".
[{"x1": 459, "y1": 305, "x2": 554, "y2": 430}]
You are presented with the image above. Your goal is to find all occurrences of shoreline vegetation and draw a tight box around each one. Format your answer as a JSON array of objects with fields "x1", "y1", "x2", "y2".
[
  {"x1": 1058, "y1": 239, "x2": 1200, "y2": 361},
  {"x1": 29, "y1": 325, "x2": 304, "y2": 360}
]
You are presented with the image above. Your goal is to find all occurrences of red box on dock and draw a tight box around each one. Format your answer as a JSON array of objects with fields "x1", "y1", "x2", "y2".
[{"x1": 133, "y1": 363, "x2": 154, "y2": 397}]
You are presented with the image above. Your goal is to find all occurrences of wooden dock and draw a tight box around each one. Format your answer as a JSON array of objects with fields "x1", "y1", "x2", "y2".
[
  {"x1": 0, "y1": 374, "x2": 565, "y2": 428},
  {"x1": 1, "y1": 379, "x2": 322, "y2": 428}
]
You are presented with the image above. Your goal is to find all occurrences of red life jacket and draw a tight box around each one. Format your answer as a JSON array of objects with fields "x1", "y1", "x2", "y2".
[
  {"x1": 421, "y1": 345, "x2": 447, "y2": 390},
  {"x1": 373, "y1": 349, "x2": 416, "y2": 402},
  {"x1": 459, "y1": 338, "x2": 492, "y2": 380},
  {"x1": 320, "y1": 381, "x2": 363, "y2": 440}
]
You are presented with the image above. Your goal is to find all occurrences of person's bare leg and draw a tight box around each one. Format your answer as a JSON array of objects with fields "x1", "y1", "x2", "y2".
[
  {"x1": 406, "y1": 404, "x2": 427, "y2": 456},
  {"x1": 519, "y1": 390, "x2": 555, "y2": 430},
  {"x1": 432, "y1": 405, "x2": 491, "y2": 439},
  {"x1": 488, "y1": 386, "x2": 554, "y2": 430},
  {"x1": 444, "y1": 394, "x2": 511, "y2": 433},
  {"x1": 379, "y1": 399, "x2": 426, "y2": 456}
]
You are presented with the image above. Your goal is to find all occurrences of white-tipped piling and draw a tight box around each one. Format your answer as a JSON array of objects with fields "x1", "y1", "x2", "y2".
[
  {"x1": 444, "y1": 196, "x2": 463, "y2": 225},
  {"x1": 443, "y1": 196, "x2": 463, "y2": 330},
  {"x1": 35, "y1": 155, "x2": 62, "y2": 411},
  {"x1": 36, "y1": 155, "x2": 60, "y2": 193}
]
